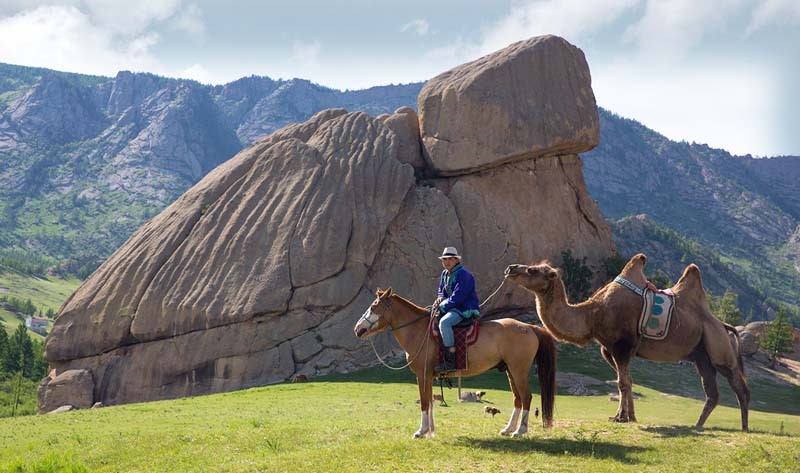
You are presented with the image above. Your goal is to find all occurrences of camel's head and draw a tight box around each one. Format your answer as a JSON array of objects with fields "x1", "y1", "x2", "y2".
[
  {"x1": 354, "y1": 288, "x2": 394, "y2": 339},
  {"x1": 505, "y1": 263, "x2": 559, "y2": 293}
]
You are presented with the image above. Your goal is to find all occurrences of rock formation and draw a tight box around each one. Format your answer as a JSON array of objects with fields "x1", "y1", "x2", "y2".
[{"x1": 41, "y1": 35, "x2": 615, "y2": 409}]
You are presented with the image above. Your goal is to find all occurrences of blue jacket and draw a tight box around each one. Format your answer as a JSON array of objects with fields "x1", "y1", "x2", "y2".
[{"x1": 437, "y1": 263, "x2": 480, "y2": 317}]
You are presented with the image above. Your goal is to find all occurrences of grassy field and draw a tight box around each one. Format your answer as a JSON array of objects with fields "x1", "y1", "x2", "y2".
[
  {"x1": 0, "y1": 271, "x2": 81, "y2": 338},
  {"x1": 1, "y1": 346, "x2": 798, "y2": 473}
]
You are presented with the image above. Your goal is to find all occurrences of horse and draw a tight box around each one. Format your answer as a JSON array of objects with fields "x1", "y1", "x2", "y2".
[{"x1": 353, "y1": 288, "x2": 557, "y2": 438}]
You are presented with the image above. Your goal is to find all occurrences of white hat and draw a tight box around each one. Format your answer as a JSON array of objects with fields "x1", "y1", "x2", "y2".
[{"x1": 438, "y1": 247, "x2": 461, "y2": 259}]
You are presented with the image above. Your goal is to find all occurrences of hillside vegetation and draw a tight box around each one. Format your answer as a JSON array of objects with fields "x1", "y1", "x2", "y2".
[
  {"x1": 1, "y1": 64, "x2": 799, "y2": 324},
  {"x1": 1, "y1": 345, "x2": 798, "y2": 472}
]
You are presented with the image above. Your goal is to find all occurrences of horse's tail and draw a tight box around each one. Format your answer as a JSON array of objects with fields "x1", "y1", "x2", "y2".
[{"x1": 532, "y1": 325, "x2": 557, "y2": 428}]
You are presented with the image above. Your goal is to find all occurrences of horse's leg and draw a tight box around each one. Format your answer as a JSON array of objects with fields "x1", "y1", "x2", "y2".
[
  {"x1": 499, "y1": 370, "x2": 522, "y2": 436},
  {"x1": 414, "y1": 372, "x2": 434, "y2": 439},
  {"x1": 427, "y1": 391, "x2": 436, "y2": 438},
  {"x1": 692, "y1": 349, "x2": 719, "y2": 430},
  {"x1": 611, "y1": 340, "x2": 637, "y2": 423},
  {"x1": 510, "y1": 365, "x2": 533, "y2": 438}
]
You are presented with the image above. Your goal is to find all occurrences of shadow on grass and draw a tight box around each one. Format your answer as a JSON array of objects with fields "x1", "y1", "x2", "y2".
[
  {"x1": 455, "y1": 435, "x2": 649, "y2": 464},
  {"x1": 640, "y1": 424, "x2": 798, "y2": 438},
  {"x1": 639, "y1": 425, "x2": 707, "y2": 438}
]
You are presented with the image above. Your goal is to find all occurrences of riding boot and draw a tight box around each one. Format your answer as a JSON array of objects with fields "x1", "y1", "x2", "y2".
[{"x1": 437, "y1": 348, "x2": 457, "y2": 372}]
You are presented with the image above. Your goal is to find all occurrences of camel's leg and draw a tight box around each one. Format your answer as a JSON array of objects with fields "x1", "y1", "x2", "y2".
[
  {"x1": 602, "y1": 345, "x2": 626, "y2": 421},
  {"x1": 611, "y1": 340, "x2": 637, "y2": 423},
  {"x1": 414, "y1": 373, "x2": 434, "y2": 439},
  {"x1": 718, "y1": 365, "x2": 750, "y2": 432},
  {"x1": 500, "y1": 371, "x2": 522, "y2": 436},
  {"x1": 693, "y1": 350, "x2": 720, "y2": 430}
]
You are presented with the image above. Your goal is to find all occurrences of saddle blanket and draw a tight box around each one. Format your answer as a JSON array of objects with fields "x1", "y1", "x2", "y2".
[
  {"x1": 639, "y1": 287, "x2": 675, "y2": 340},
  {"x1": 432, "y1": 319, "x2": 479, "y2": 371}
]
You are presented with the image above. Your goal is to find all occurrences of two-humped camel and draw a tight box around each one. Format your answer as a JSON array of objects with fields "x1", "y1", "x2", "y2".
[{"x1": 505, "y1": 253, "x2": 749, "y2": 431}]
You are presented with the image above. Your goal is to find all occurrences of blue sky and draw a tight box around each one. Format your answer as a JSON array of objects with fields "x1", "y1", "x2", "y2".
[{"x1": 0, "y1": 0, "x2": 798, "y2": 157}]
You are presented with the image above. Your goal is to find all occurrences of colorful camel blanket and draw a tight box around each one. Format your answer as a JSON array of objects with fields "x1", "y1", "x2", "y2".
[{"x1": 614, "y1": 276, "x2": 676, "y2": 340}]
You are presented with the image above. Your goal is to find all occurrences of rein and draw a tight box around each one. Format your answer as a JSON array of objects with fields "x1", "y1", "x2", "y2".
[
  {"x1": 479, "y1": 278, "x2": 507, "y2": 308},
  {"x1": 369, "y1": 303, "x2": 435, "y2": 371},
  {"x1": 367, "y1": 275, "x2": 507, "y2": 371}
]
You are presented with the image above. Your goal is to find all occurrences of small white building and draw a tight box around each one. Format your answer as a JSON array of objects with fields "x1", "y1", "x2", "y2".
[{"x1": 25, "y1": 316, "x2": 48, "y2": 335}]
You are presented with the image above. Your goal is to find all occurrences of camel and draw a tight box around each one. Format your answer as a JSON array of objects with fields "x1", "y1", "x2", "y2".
[
  {"x1": 505, "y1": 253, "x2": 750, "y2": 431},
  {"x1": 354, "y1": 288, "x2": 557, "y2": 438}
]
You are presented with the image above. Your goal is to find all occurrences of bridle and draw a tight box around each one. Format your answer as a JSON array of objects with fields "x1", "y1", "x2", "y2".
[{"x1": 362, "y1": 295, "x2": 435, "y2": 371}]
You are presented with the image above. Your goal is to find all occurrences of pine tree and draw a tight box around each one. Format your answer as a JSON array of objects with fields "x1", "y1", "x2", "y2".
[
  {"x1": 0, "y1": 328, "x2": 9, "y2": 375},
  {"x1": 561, "y1": 249, "x2": 593, "y2": 302},
  {"x1": 711, "y1": 291, "x2": 743, "y2": 326},
  {"x1": 762, "y1": 308, "x2": 793, "y2": 365},
  {"x1": 646, "y1": 269, "x2": 673, "y2": 289}
]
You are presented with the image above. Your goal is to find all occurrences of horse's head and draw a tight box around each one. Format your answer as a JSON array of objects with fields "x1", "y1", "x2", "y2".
[
  {"x1": 354, "y1": 287, "x2": 395, "y2": 339},
  {"x1": 505, "y1": 263, "x2": 558, "y2": 293}
]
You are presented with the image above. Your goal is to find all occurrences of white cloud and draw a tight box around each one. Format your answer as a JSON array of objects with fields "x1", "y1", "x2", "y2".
[
  {"x1": 292, "y1": 40, "x2": 321, "y2": 67},
  {"x1": 624, "y1": 0, "x2": 742, "y2": 63},
  {"x1": 0, "y1": 5, "x2": 163, "y2": 75},
  {"x1": 478, "y1": 0, "x2": 641, "y2": 55},
  {"x1": 83, "y1": 0, "x2": 181, "y2": 36},
  {"x1": 179, "y1": 63, "x2": 212, "y2": 84},
  {"x1": 401, "y1": 18, "x2": 430, "y2": 36},
  {"x1": 746, "y1": 0, "x2": 800, "y2": 35},
  {"x1": 593, "y1": 58, "x2": 777, "y2": 155},
  {"x1": 172, "y1": 2, "x2": 205, "y2": 41}
]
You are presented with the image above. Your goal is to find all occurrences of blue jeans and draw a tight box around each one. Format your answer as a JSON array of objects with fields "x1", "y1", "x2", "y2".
[{"x1": 439, "y1": 311, "x2": 465, "y2": 348}]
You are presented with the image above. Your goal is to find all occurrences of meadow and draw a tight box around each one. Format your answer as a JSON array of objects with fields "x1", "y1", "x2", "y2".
[
  {"x1": 1, "y1": 345, "x2": 798, "y2": 473},
  {"x1": 0, "y1": 271, "x2": 80, "y2": 338}
]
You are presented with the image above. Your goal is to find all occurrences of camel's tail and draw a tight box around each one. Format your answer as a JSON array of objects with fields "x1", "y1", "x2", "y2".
[
  {"x1": 724, "y1": 323, "x2": 748, "y2": 382},
  {"x1": 532, "y1": 325, "x2": 557, "y2": 428}
]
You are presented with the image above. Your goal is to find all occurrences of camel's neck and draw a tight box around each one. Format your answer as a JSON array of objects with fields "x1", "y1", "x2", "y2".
[
  {"x1": 387, "y1": 295, "x2": 432, "y2": 351},
  {"x1": 535, "y1": 279, "x2": 595, "y2": 346}
]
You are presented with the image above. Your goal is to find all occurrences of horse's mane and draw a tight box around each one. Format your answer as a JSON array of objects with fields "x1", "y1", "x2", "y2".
[{"x1": 390, "y1": 293, "x2": 430, "y2": 315}]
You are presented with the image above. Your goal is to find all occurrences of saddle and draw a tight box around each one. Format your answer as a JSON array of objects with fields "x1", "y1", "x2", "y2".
[
  {"x1": 615, "y1": 276, "x2": 676, "y2": 340},
  {"x1": 431, "y1": 316, "x2": 480, "y2": 371}
]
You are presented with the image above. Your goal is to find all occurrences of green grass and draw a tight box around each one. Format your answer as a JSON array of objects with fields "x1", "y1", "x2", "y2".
[
  {"x1": 0, "y1": 271, "x2": 81, "y2": 338},
  {"x1": 1, "y1": 348, "x2": 798, "y2": 473}
]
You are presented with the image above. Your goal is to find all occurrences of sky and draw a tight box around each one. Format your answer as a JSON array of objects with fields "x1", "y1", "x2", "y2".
[{"x1": 0, "y1": 0, "x2": 798, "y2": 157}]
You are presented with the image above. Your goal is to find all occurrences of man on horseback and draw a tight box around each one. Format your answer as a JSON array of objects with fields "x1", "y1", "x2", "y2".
[{"x1": 434, "y1": 247, "x2": 480, "y2": 372}]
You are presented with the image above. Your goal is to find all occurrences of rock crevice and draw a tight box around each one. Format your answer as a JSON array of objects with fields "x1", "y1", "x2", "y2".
[{"x1": 42, "y1": 35, "x2": 615, "y2": 409}]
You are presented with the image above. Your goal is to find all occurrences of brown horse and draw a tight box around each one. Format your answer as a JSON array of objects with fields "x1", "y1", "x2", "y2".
[{"x1": 353, "y1": 288, "x2": 557, "y2": 438}]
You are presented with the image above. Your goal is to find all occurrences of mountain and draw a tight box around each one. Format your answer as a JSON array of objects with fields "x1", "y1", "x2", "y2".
[
  {"x1": 0, "y1": 62, "x2": 798, "y2": 320},
  {"x1": 0, "y1": 63, "x2": 421, "y2": 275},
  {"x1": 583, "y1": 109, "x2": 800, "y2": 315}
]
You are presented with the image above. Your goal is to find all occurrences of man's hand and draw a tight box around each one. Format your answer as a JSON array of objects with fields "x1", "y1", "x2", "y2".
[{"x1": 432, "y1": 298, "x2": 443, "y2": 313}]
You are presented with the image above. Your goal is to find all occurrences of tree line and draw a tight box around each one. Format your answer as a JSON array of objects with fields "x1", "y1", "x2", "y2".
[
  {"x1": 0, "y1": 295, "x2": 56, "y2": 319},
  {"x1": 0, "y1": 325, "x2": 47, "y2": 381},
  {"x1": 560, "y1": 249, "x2": 796, "y2": 360}
]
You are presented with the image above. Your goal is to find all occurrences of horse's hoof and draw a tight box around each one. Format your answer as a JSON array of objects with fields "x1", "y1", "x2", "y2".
[
  {"x1": 499, "y1": 429, "x2": 512, "y2": 436},
  {"x1": 609, "y1": 416, "x2": 629, "y2": 423},
  {"x1": 511, "y1": 428, "x2": 528, "y2": 438},
  {"x1": 413, "y1": 431, "x2": 426, "y2": 439}
]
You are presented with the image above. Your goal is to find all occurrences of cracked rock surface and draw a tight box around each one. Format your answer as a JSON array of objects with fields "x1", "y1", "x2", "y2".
[{"x1": 42, "y1": 35, "x2": 615, "y2": 409}]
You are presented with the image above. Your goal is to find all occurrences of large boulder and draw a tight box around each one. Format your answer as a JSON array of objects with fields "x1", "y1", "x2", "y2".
[
  {"x1": 418, "y1": 35, "x2": 599, "y2": 175},
  {"x1": 43, "y1": 35, "x2": 616, "y2": 408},
  {"x1": 739, "y1": 331, "x2": 759, "y2": 356},
  {"x1": 38, "y1": 369, "x2": 94, "y2": 413}
]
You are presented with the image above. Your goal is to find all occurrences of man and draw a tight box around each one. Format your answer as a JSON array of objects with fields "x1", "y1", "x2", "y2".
[{"x1": 435, "y1": 247, "x2": 480, "y2": 372}]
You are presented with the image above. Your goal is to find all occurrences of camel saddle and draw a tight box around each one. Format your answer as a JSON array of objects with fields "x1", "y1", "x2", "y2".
[
  {"x1": 431, "y1": 317, "x2": 480, "y2": 371},
  {"x1": 615, "y1": 276, "x2": 675, "y2": 340}
]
